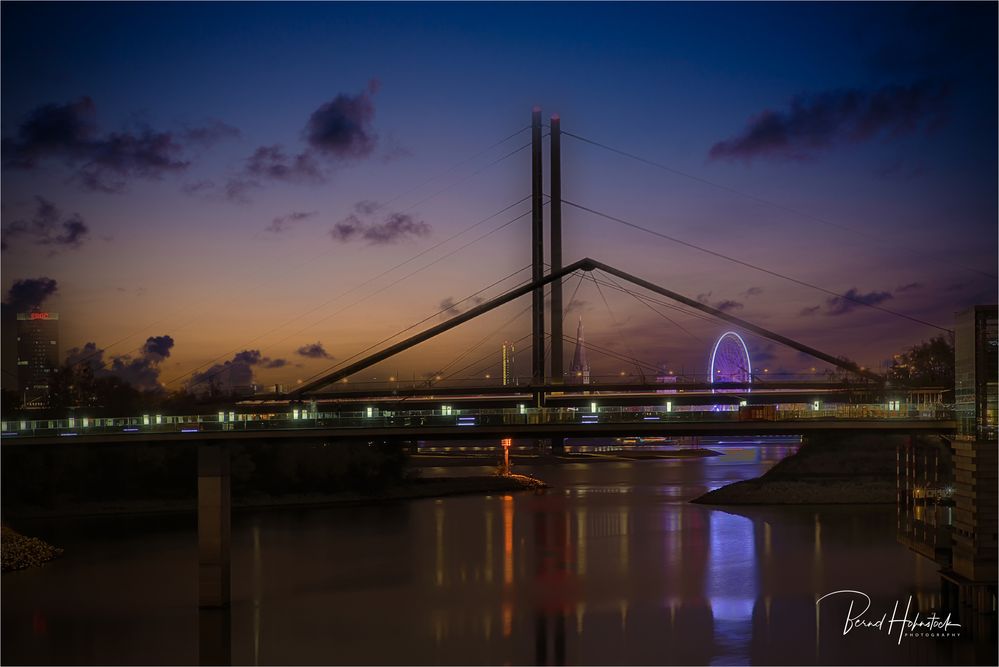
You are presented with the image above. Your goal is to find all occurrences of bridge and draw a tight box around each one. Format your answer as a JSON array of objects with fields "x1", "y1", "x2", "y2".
[{"x1": 2, "y1": 109, "x2": 962, "y2": 611}]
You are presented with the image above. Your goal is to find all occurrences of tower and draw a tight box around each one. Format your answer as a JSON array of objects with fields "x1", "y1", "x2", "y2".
[
  {"x1": 569, "y1": 317, "x2": 590, "y2": 385},
  {"x1": 16, "y1": 311, "x2": 60, "y2": 407},
  {"x1": 501, "y1": 341, "x2": 516, "y2": 386}
]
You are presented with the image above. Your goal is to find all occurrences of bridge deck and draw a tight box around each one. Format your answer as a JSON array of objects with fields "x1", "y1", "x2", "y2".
[{"x1": 3, "y1": 418, "x2": 955, "y2": 447}]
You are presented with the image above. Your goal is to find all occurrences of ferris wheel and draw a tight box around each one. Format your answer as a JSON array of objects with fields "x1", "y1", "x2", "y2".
[{"x1": 709, "y1": 332, "x2": 752, "y2": 385}]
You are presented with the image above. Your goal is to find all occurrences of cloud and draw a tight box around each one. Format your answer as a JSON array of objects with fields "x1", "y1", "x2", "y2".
[
  {"x1": 696, "y1": 292, "x2": 744, "y2": 313},
  {"x1": 181, "y1": 179, "x2": 216, "y2": 196},
  {"x1": 3, "y1": 276, "x2": 58, "y2": 312},
  {"x1": 267, "y1": 210, "x2": 317, "y2": 233},
  {"x1": 709, "y1": 80, "x2": 949, "y2": 162},
  {"x1": 65, "y1": 342, "x2": 104, "y2": 373},
  {"x1": 895, "y1": 282, "x2": 923, "y2": 293},
  {"x1": 331, "y1": 201, "x2": 431, "y2": 245},
  {"x1": 364, "y1": 212, "x2": 431, "y2": 244},
  {"x1": 438, "y1": 295, "x2": 485, "y2": 317},
  {"x1": 189, "y1": 348, "x2": 286, "y2": 392},
  {"x1": 304, "y1": 79, "x2": 379, "y2": 159},
  {"x1": 800, "y1": 287, "x2": 893, "y2": 317},
  {"x1": 222, "y1": 82, "x2": 382, "y2": 201},
  {"x1": 2, "y1": 196, "x2": 90, "y2": 251},
  {"x1": 1, "y1": 97, "x2": 98, "y2": 168},
  {"x1": 181, "y1": 120, "x2": 241, "y2": 147},
  {"x1": 141, "y1": 335, "x2": 175, "y2": 362},
  {"x1": 244, "y1": 145, "x2": 324, "y2": 184},
  {"x1": 439, "y1": 297, "x2": 461, "y2": 316},
  {"x1": 223, "y1": 177, "x2": 260, "y2": 203},
  {"x1": 66, "y1": 334, "x2": 175, "y2": 391},
  {"x1": 0, "y1": 96, "x2": 231, "y2": 192},
  {"x1": 825, "y1": 288, "x2": 893, "y2": 315},
  {"x1": 714, "y1": 300, "x2": 744, "y2": 313},
  {"x1": 740, "y1": 286, "x2": 763, "y2": 298},
  {"x1": 297, "y1": 342, "x2": 332, "y2": 359}
]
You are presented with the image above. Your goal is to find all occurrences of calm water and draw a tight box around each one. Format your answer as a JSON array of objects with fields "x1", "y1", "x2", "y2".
[{"x1": 2, "y1": 444, "x2": 993, "y2": 665}]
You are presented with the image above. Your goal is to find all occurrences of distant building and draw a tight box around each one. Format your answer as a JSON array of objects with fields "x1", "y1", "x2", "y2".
[
  {"x1": 16, "y1": 311, "x2": 60, "y2": 407},
  {"x1": 656, "y1": 363, "x2": 677, "y2": 394},
  {"x1": 501, "y1": 341, "x2": 515, "y2": 386},
  {"x1": 569, "y1": 318, "x2": 590, "y2": 385},
  {"x1": 954, "y1": 305, "x2": 998, "y2": 439}
]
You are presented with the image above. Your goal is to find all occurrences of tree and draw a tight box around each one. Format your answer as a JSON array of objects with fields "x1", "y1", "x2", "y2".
[{"x1": 887, "y1": 335, "x2": 954, "y2": 387}]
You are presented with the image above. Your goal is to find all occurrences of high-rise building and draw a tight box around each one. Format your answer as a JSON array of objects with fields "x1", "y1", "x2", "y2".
[
  {"x1": 954, "y1": 305, "x2": 998, "y2": 439},
  {"x1": 569, "y1": 317, "x2": 590, "y2": 385},
  {"x1": 501, "y1": 341, "x2": 515, "y2": 386},
  {"x1": 16, "y1": 311, "x2": 60, "y2": 407},
  {"x1": 946, "y1": 305, "x2": 997, "y2": 608}
]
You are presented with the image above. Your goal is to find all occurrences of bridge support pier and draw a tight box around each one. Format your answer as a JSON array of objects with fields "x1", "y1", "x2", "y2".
[{"x1": 198, "y1": 443, "x2": 231, "y2": 609}]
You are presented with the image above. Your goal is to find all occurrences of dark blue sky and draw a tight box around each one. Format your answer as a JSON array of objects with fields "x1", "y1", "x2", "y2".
[{"x1": 2, "y1": 2, "x2": 996, "y2": 388}]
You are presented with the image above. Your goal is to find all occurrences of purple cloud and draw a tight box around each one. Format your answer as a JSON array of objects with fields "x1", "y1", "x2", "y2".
[
  {"x1": 331, "y1": 201, "x2": 430, "y2": 245},
  {"x1": 305, "y1": 79, "x2": 379, "y2": 159},
  {"x1": 66, "y1": 334, "x2": 175, "y2": 392},
  {"x1": 297, "y1": 342, "x2": 332, "y2": 359},
  {"x1": 181, "y1": 120, "x2": 241, "y2": 147},
  {"x1": 709, "y1": 80, "x2": 949, "y2": 162},
  {"x1": 0, "y1": 96, "x2": 233, "y2": 192},
  {"x1": 244, "y1": 145, "x2": 324, "y2": 184},
  {"x1": 800, "y1": 288, "x2": 893, "y2": 317},
  {"x1": 3, "y1": 277, "x2": 58, "y2": 312},
  {"x1": 697, "y1": 292, "x2": 744, "y2": 313},
  {"x1": 2, "y1": 196, "x2": 90, "y2": 251},
  {"x1": 267, "y1": 210, "x2": 317, "y2": 233}
]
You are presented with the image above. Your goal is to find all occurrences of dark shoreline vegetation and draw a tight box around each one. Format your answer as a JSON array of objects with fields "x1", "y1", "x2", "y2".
[{"x1": 692, "y1": 433, "x2": 929, "y2": 505}]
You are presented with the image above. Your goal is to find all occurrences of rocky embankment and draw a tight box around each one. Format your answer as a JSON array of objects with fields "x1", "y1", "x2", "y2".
[
  {"x1": 693, "y1": 433, "x2": 907, "y2": 505},
  {"x1": 1, "y1": 526, "x2": 64, "y2": 572}
]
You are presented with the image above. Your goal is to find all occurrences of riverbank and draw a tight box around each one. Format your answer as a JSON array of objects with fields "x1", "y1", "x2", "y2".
[
  {"x1": 692, "y1": 433, "x2": 903, "y2": 505},
  {"x1": 1, "y1": 525, "x2": 64, "y2": 572},
  {"x1": 412, "y1": 447, "x2": 722, "y2": 466},
  {"x1": 2, "y1": 474, "x2": 546, "y2": 520}
]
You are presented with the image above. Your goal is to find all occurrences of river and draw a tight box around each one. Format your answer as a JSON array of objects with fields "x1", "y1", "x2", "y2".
[{"x1": 1, "y1": 442, "x2": 992, "y2": 665}]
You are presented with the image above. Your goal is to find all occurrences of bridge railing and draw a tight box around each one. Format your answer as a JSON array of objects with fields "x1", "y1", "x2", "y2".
[{"x1": 0, "y1": 403, "x2": 956, "y2": 440}]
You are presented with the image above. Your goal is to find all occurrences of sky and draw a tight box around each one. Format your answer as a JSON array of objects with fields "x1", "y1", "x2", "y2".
[{"x1": 2, "y1": 1, "x2": 996, "y2": 393}]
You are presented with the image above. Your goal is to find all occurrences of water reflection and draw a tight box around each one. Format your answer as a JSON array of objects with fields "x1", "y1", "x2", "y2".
[{"x1": 2, "y1": 445, "x2": 993, "y2": 665}]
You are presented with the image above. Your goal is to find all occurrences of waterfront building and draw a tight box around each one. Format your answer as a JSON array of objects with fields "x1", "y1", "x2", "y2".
[
  {"x1": 947, "y1": 305, "x2": 997, "y2": 610},
  {"x1": 16, "y1": 311, "x2": 60, "y2": 407}
]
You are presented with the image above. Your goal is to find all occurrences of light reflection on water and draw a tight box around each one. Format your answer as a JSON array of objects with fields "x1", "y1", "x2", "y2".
[{"x1": 1, "y1": 443, "x2": 993, "y2": 666}]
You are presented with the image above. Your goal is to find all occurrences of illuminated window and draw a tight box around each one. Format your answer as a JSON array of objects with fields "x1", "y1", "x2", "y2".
[
  {"x1": 366, "y1": 407, "x2": 374, "y2": 418},
  {"x1": 666, "y1": 401, "x2": 672, "y2": 412},
  {"x1": 590, "y1": 402, "x2": 597, "y2": 413}
]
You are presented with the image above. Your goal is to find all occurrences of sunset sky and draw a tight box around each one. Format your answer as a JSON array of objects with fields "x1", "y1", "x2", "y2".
[{"x1": 2, "y1": 2, "x2": 996, "y2": 392}]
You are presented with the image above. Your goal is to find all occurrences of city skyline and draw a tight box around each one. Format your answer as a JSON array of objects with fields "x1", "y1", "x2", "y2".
[{"x1": 2, "y1": 2, "x2": 996, "y2": 394}]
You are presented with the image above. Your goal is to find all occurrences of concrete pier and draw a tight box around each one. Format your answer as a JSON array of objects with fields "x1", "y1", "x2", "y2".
[{"x1": 198, "y1": 444, "x2": 231, "y2": 608}]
